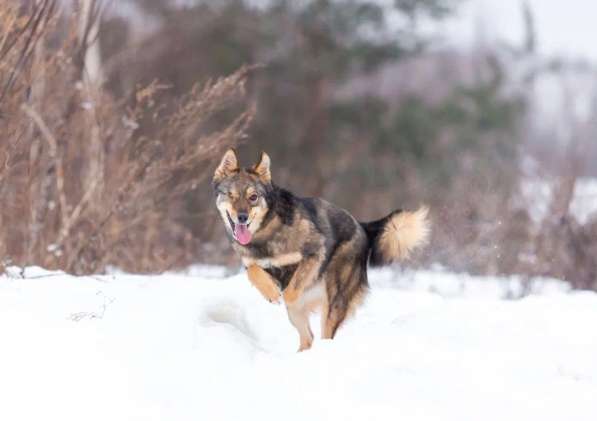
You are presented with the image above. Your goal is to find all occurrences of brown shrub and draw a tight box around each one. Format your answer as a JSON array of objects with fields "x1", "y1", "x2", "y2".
[{"x1": 0, "y1": 1, "x2": 253, "y2": 274}]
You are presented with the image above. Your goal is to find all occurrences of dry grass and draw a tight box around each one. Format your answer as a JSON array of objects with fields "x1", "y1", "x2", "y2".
[{"x1": 0, "y1": 1, "x2": 253, "y2": 274}]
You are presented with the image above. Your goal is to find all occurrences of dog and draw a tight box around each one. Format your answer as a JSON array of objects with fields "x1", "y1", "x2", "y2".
[{"x1": 213, "y1": 149, "x2": 430, "y2": 351}]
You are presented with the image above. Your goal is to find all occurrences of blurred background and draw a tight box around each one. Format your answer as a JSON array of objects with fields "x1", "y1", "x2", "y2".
[{"x1": 1, "y1": 0, "x2": 596, "y2": 290}]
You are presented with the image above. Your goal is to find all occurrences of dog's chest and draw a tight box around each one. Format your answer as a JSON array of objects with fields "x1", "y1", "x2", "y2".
[
  {"x1": 237, "y1": 233, "x2": 302, "y2": 290},
  {"x1": 238, "y1": 244, "x2": 299, "y2": 290},
  {"x1": 264, "y1": 265, "x2": 298, "y2": 290}
]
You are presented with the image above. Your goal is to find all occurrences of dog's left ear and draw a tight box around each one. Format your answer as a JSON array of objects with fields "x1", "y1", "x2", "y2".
[{"x1": 253, "y1": 151, "x2": 271, "y2": 183}]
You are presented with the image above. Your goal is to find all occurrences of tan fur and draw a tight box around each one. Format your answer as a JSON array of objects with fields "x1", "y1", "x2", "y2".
[
  {"x1": 378, "y1": 206, "x2": 430, "y2": 262},
  {"x1": 321, "y1": 288, "x2": 365, "y2": 339},
  {"x1": 345, "y1": 285, "x2": 367, "y2": 320},
  {"x1": 246, "y1": 264, "x2": 281, "y2": 303},
  {"x1": 283, "y1": 249, "x2": 325, "y2": 305},
  {"x1": 286, "y1": 283, "x2": 325, "y2": 351},
  {"x1": 251, "y1": 212, "x2": 282, "y2": 240},
  {"x1": 266, "y1": 252, "x2": 302, "y2": 267},
  {"x1": 283, "y1": 286, "x2": 301, "y2": 304},
  {"x1": 298, "y1": 283, "x2": 325, "y2": 314},
  {"x1": 286, "y1": 302, "x2": 314, "y2": 351},
  {"x1": 247, "y1": 202, "x2": 269, "y2": 235},
  {"x1": 242, "y1": 252, "x2": 303, "y2": 269}
]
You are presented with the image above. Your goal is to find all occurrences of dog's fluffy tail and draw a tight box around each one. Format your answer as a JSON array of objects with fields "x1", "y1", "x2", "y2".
[{"x1": 361, "y1": 206, "x2": 431, "y2": 267}]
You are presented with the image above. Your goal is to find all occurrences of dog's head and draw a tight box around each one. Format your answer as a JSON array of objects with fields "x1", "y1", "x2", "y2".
[{"x1": 212, "y1": 149, "x2": 272, "y2": 245}]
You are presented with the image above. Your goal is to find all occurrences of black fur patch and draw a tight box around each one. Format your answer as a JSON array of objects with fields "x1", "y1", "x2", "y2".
[
  {"x1": 272, "y1": 186, "x2": 295, "y2": 226},
  {"x1": 301, "y1": 198, "x2": 319, "y2": 224},
  {"x1": 265, "y1": 264, "x2": 298, "y2": 290},
  {"x1": 299, "y1": 197, "x2": 327, "y2": 236},
  {"x1": 318, "y1": 208, "x2": 358, "y2": 276},
  {"x1": 361, "y1": 210, "x2": 403, "y2": 266},
  {"x1": 211, "y1": 180, "x2": 222, "y2": 196},
  {"x1": 245, "y1": 241, "x2": 270, "y2": 259},
  {"x1": 327, "y1": 207, "x2": 356, "y2": 243},
  {"x1": 302, "y1": 241, "x2": 320, "y2": 258}
]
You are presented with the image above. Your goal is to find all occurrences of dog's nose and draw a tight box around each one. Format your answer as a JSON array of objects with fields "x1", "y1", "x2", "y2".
[{"x1": 237, "y1": 212, "x2": 248, "y2": 224}]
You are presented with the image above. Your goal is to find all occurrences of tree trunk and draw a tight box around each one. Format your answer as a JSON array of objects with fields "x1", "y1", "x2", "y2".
[{"x1": 78, "y1": 0, "x2": 104, "y2": 205}]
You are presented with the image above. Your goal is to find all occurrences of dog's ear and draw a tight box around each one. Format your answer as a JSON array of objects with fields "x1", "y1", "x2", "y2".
[
  {"x1": 253, "y1": 151, "x2": 271, "y2": 183},
  {"x1": 214, "y1": 149, "x2": 239, "y2": 182}
]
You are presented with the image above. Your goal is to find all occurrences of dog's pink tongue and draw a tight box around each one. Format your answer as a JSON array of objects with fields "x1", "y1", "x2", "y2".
[{"x1": 235, "y1": 224, "x2": 252, "y2": 245}]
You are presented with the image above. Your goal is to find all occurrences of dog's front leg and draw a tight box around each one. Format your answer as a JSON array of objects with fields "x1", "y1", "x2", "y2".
[
  {"x1": 242, "y1": 253, "x2": 304, "y2": 304},
  {"x1": 283, "y1": 254, "x2": 323, "y2": 351},
  {"x1": 246, "y1": 264, "x2": 281, "y2": 303},
  {"x1": 283, "y1": 255, "x2": 322, "y2": 305}
]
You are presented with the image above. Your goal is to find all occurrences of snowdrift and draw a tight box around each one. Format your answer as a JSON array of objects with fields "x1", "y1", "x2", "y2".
[{"x1": 1, "y1": 266, "x2": 596, "y2": 421}]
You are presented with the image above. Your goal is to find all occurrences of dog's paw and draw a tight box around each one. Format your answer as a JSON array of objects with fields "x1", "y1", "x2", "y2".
[{"x1": 268, "y1": 296, "x2": 281, "y2": 305}]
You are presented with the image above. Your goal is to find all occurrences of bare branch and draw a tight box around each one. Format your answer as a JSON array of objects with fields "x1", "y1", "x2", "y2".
[{"x1": 21, "y1": 103, "x2": 68, "y2": 232}]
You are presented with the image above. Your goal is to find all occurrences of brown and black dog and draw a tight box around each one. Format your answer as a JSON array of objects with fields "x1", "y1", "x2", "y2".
[{"x1": 213, "y1": 149, "x2": 430, "y2": 351}]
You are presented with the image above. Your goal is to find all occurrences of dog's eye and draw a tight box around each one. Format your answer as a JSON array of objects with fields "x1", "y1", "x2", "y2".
[{"x1": 249, "y1": 194, "x2": 258, "y2": 203}]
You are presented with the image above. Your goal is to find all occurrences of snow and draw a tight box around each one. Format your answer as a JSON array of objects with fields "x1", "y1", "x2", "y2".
[{"x1": 1, "y1": 266, "x2": 597, "y2": 421}]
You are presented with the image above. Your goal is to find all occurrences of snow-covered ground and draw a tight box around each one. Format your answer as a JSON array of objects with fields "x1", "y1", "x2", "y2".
[{"x1": 1, "y1": 266, "x2": 596, "y2": 421}]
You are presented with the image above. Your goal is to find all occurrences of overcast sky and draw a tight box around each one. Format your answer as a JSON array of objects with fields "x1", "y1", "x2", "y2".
[
  {"x1": 435, "y1": 0, "x2": 597, "y2": 63},
  {"x1": 107, "y1": 0, "x2": 597, "y2": 64}
]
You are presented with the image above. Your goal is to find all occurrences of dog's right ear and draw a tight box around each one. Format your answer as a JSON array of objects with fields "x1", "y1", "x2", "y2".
[{"x1": 214, "y1": 149, "x2": 239, "y2": 182}]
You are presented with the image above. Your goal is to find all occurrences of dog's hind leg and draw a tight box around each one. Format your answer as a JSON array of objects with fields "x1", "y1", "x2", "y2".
[
  {"x1": 322, "y1": 264, "x2": 367, "y2": 340},
  {"x1": 322, "y1": 296, "x2": 348, "y2": 340},
  {"x1": 286, "y1": 303, "x2": 314, "y2": 352}
]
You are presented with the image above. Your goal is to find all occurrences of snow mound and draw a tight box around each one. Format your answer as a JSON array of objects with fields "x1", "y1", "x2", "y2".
[{"x1": 1, "y1": 267, "x2": 596, "y2": 421}]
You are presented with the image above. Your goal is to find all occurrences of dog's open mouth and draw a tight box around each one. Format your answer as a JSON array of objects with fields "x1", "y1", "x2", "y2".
[{"x1": 226, "y1": 211, "x2": 252, "y2": 245}]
